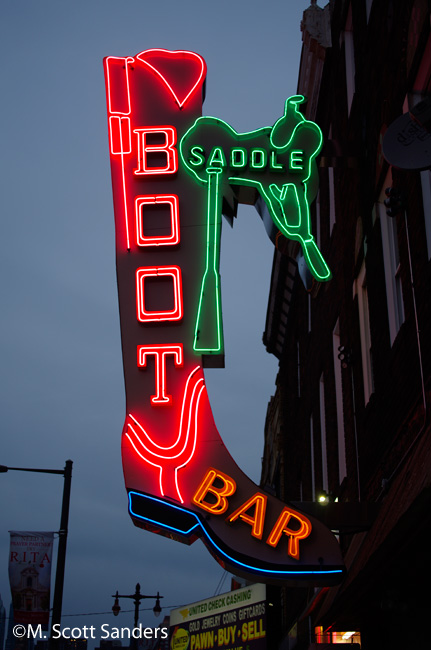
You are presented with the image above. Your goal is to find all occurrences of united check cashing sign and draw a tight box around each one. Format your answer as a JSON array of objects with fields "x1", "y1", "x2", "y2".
[{"x1": 170, "y1": 584, "x2": 267, "y2": 650}]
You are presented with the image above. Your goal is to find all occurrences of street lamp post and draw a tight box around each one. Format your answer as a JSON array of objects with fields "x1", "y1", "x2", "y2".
[
  {"x1": 0, "y1": 460, "x2": 73, "y2": 642},
  {"x1": 112, "y1": 583, "x2": 163, "y2": 627}
]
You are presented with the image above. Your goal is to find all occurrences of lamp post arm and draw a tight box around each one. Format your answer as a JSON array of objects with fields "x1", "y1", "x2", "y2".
[
  {"x1": 111, "y1": 585, "x2": 164, "y2": 628},
  {"x1": 112, "y1": 594, "x2": 162, "y2": 601},
  {"x1": 0, "y1": 465, "x2": 64, "y2": 475}
]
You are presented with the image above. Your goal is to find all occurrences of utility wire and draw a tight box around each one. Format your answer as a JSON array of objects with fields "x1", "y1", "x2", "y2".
[
  {"x1": 4, "y1": 605, "x2": 179, "y2": 621},
  {"x1": 213, "y1": 570, "x2": 228, "y2": 596}
]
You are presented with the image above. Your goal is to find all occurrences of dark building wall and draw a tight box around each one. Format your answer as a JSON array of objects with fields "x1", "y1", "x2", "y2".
[{"x1": 261, "y1": 1, "x2": 431, "y2": 648}]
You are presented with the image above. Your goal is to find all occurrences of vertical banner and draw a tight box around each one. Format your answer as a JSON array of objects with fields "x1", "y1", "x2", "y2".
[
  {"x1": 8, "y1": 532, "x2": 54, "y2": 627},
  {"x1": 170, "y1": 584, "x2": 267, "y2": 650}
]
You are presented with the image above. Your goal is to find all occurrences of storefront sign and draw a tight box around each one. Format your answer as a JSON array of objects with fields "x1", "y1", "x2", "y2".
[
  {"x1": 170, "y1": 584, "x2": 267, "y2": 650},
  {"x1": 8, "y1": 531, "x2": 54, "y2": 627},
  {"x1": 104, "y1": 49, "x2": 343, "y2": 585}
]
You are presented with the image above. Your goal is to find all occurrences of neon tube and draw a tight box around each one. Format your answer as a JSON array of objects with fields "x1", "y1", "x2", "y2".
[{"x1": 135, "y1": 49, "x2": 206, "y2": 108}]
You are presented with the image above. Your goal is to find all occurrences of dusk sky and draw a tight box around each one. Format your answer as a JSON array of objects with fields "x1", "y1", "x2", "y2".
[{"x1": 1, "y1": 0, "x2": 307, "y2": 643}]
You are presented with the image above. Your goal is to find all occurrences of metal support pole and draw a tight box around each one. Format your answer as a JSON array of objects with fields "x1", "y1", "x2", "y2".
[
  {"x1": 0, "y1": 460, "x2": 73, "y2": 648},
  {"x1": 134, "y1": 583, "x2": 141, "y2": 629},
  {"x1": 50, "y1": 460, "x2": 73, "y2": 639}
]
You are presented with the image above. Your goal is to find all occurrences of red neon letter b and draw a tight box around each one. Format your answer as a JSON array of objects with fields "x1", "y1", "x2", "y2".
[{"x1": 134, "y1": 127, "x2": 178, "y2": 175}]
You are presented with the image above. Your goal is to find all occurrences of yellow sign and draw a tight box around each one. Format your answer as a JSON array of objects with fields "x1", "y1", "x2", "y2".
[{"x1": 171, "y1": 626, "x2": 190, "y2": 650}]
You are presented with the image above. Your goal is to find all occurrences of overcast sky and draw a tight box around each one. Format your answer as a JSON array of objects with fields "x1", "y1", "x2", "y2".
[{"x1": 0, "y1": 0, "x2": 307, "y2": 643}]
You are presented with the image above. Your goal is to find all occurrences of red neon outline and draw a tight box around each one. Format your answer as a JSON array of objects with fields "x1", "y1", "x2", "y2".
[
  {"x1": 135, "y1": 49, "x2": 206, "y2": 109},
  {"x1": 104, "y1": 56, "x2": 133, "y2": 116},
  {"x1": 137, "y1": 344, "x2": 183, "y2": 405},
  {"x1": 104, "y1": 57, "x2": 134, "y2": 250},
  {"x1": 121, "y1": 155, "x2": 131, "y2": 250},
  {"x1": 107, "y1": 116, "x2": 132, "y2": 250},
  {"x1": 109, "y1": 116, "x2": 132, "y2": 155},
  {"x1": 125, "y1": 366, "x2": 205, "y2": 502},
  {"x1": 136, "y1": 266, "x2": 183, "y2": 322},
  {"x1": 134, "y1": 127, "x2": 178, "y2": 176},
  {"x1": 135, "y1": 195, "x2": 180, "y2": 247}
]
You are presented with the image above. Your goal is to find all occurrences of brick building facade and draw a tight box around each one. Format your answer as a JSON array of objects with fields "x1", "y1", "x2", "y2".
[{"x1": 261, "y1": 1, "x2": 431, "y2": 648}]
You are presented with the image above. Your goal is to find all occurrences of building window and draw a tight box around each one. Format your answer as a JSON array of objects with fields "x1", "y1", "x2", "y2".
[
  {"x1": 378, "y1": 192, "x2": 405, "y2": 344},
  {"x1": 297, "y1": 341, "x2": 301, "y2": 397},
  {"x1": 315, "y1": 628, "x2": 361, "y2": 645},
  {"x1": 341, "y1": 4, "x2": 355, "y2": 115},
  {"x1": 327, "y1": 126, "x2": 336, "y2": 234},
  {"x1": 333, "y1": 320, "x2": 347, "y2": 483},
  {"x1": 316, "y1": 190, "x2": 321, "y2": 249},
  {"x1": 420, "y1": 170, "x2": 431, "y2": 259},
  {"x1": 308, "y1": 293, "x2": 312, "y2": 333},
  {"x1": 310, "y1": 415, "x2": 315, "y2": 501},
  {"x1": 354, "y1": 262, "x2": 374, "y2": 404},
  {"x1": 319, "y1": 374, "x2": 328, "y2": 492},
  {"x1": 408, "y1": 36, "x2": 431, "y2": 257},
  {"x1": 329, "y1": 167, "x2": 336, "y2": 233}
]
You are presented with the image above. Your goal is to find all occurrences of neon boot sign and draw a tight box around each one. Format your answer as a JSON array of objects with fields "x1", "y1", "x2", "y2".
[{"x1": 104, "y1": 49, "x2": 343, "y2": 585}]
